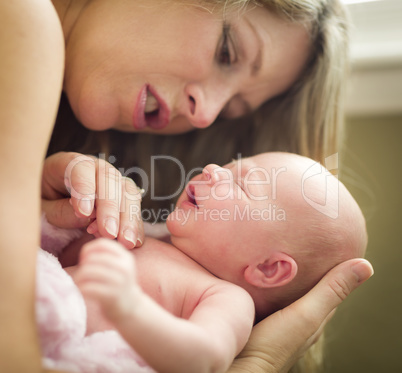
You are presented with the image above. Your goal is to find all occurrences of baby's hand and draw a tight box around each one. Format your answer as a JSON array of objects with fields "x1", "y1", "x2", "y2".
[
  {"x1": 74, "y1": 238, "x2": 140, "y2": 322},
  {"x1": 42, "y1": 152, "x2": 144, "y2": 249}
]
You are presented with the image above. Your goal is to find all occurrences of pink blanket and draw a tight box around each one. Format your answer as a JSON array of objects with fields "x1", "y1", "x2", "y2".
[{"x1": 37, "y1": 217, "x2": 160, "y2": 373}]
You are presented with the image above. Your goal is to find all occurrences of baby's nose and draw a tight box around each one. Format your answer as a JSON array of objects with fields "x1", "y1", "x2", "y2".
[{"x1": 202, "y1": 164, "x2": 231, "y2": 184}]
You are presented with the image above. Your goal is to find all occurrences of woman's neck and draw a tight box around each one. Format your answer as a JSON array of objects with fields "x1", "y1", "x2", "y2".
[{"x1": 51, "y1": 0, "x2": 90, "y2": 42}]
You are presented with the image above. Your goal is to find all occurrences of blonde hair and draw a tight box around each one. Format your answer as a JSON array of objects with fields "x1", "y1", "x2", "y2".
[
  {"x1": 187, "y1": 0, "x2": 349, "y2": 164},
  {"x1": 50, "y1": 0, "x2": 350, "y2": 197},
  {"x1": 217, "y1": 2, "x2": 349, "y2": 372},
  {"x1": 242, "y1": 0, "x2": 349, "y2": 164},
  {"x1": 49, "y1": 4, "x2": 350, "y2": 370}
]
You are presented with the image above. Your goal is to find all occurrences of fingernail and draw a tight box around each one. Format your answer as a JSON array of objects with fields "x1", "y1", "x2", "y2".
[
  {"x1": 64, "y1": 178, "x2": 71, "y2": 192},
  {"x1": 79, "y1": 198, "x2": 92, "y2": 217},
  {"x1": 136, "y1": 238, "x2": 143, "y2": 248},
  {"x1": 352, "y1": 260, "x2": 374, "y2": 283},
  {"x1": 123, "y1": 229, "x2": 136, "y2": 248},
  {"x1": 105, "y1": 218, "x2": 118, "y2": 238}
]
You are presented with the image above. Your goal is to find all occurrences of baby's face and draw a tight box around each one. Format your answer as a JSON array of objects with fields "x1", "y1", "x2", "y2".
[
  {"x1": 166, "y1": 153, "x2": 288, "y2": 280},
  {"x1": 167, "y1": 152, "x2": 366, "y2": 291}
]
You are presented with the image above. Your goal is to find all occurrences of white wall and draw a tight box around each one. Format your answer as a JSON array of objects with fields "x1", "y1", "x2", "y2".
[{"x1": 345, "y1": 0, "x2": 402, "y2": 116}]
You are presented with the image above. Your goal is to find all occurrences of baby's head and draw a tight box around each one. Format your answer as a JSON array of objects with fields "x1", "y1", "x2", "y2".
[
  {"x1": 248, "y1": 153, "x2": 367, "y2": 314},
  {"x1": 167, "y1": 152, "x2": 367, "y2": 318}
]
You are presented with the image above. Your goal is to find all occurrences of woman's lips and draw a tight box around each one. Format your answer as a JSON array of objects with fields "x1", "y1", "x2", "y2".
[{"x1": 133, "y1": 85, "x2": 170, "y2": 130}]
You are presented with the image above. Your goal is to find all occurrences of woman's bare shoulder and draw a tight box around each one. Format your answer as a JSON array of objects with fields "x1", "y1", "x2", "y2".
[{"x1": 0, "y1": 0, "x2": 64, "y2": 160}]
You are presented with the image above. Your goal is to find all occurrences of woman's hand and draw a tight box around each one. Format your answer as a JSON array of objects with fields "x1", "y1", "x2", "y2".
[
  {"x1": 228, "y1": 259, "x2": 374, "y2": 373},
  {"x1": 41, "y1": 152, "x2": 144, "y2": 249}
]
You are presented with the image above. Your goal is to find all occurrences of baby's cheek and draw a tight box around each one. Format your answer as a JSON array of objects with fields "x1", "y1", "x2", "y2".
[
  {"x1": 210, "y1": 182, "x2": 234, "y2": 201},
  {"x1": 245, "y1": 184, "x2": 270, "y2": 202}
]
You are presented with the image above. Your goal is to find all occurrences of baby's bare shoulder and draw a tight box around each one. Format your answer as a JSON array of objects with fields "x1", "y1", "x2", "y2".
[{"x1": 134, "y1": 238, "x2": 219, "y2": 316}]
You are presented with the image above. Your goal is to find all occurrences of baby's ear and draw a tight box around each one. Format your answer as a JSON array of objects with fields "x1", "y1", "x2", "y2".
[{"x1": 244, "y1": 252, "x2": 298, "y2": 288}]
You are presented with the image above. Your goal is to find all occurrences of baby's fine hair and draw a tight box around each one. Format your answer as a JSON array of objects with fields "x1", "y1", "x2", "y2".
[{"x1": 199, "y1": 0, "x2": 350, "y2": 163}]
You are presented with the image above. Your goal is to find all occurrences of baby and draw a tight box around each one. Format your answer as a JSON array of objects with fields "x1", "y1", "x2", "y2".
[{"x1": 44, "y1": 152, "x2": 367, "y2": 373}]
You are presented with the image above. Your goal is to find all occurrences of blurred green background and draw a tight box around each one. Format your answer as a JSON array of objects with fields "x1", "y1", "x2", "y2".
[
  {"x1": 325, "y1": 114, "x2": 402, "y2": 372},
  {"x1": 324, "y1": 2, "x2": 402, "y2": 369}
]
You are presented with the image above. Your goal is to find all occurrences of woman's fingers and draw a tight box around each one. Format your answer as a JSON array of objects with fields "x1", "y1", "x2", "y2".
[
  {"x1": 229, "y1": 259, "x2": 373, "y2": 373},
  {"x1": 42, "y1": 152, "x2": 84, "y2": 200},
  {"x1": 275, "y1": 259, "x2": 373, "y2": 354},
  {"x1": 41, "y1": 198, "x2": 91, "y2": 229},
  {"x1": 69, "y1": 158, "x2": 144, "y2": 247},
  {"x1": 92, "y1": 159, "x2": 122, "y2": 239},
  {"x1": 288, "y1": 259, "x2": 374, "y2": 335},
  {"x1": 69, "y1": 157, "x2": 144, "y2": 246},
  {"x1": 66, "y1": 155, "x2": 96, "y2": 218},
  {"x1": 117, "y1": 177, "x2": 144, "y2": 249},
  {"x1": 43, "y1": 152, "x2": 145, "y2": 247},
  {"x1": 42, "y1": 152, "x2": 97, "y2": 225}
]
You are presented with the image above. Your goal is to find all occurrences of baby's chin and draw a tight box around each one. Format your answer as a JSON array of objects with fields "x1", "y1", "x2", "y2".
[
  {"x1": 165, "y1": 207, "x2": 194, "y2": 238},
  {"x1": 165, "y1": 211, "x2": 179, "y2": 235}
]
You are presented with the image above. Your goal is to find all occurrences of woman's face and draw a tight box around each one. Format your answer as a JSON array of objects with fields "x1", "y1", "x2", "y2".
[{"x1": 63, "y1": 0, "x2": 311, "y2": 134}]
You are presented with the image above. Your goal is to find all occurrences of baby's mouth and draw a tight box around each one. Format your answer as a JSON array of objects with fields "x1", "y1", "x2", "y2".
[{"x1": 187, "y1": 184, "x2": 198, "y2": 208}]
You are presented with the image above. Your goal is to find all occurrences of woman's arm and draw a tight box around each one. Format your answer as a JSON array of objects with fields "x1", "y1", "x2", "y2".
[
  {"x1": 0, "y1": 1, "x2": 64, "y2": 371},
  {"x1": 228, "y1": 259, "x2": 373, "y2": 373}
]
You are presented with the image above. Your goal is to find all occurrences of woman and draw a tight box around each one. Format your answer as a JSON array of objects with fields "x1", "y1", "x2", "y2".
[
  {"x1": 0, "y1": 0, "x2": 373, "y2": 372},
  {"x1": 47, "y1": 0, "x2": 349, "y2": 226}
]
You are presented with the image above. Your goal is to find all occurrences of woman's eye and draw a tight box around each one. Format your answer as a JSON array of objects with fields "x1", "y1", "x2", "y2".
[{"x1": 218, "y1": 25, "x2": 234, "y2": 66}]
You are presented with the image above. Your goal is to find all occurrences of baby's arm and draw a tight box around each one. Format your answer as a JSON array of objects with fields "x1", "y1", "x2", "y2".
[{"x1": 75, "y1": 239, "x2": 255, "y2": 373}]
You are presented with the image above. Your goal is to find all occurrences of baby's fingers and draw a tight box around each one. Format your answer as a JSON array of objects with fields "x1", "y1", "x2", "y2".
[
  {"x1": 75, "y1": 264, "x2": 124, "y2": 308},
  {"x1": 79, "y1": 238, "x2": 134, "y2": 269}
]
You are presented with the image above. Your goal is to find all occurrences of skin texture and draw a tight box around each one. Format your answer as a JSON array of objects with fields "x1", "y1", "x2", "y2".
[
  {"x1": 46, "y1": 152, "x2": 367, "y2": 373},
  {"x1": 44, "y1": 0, "x2": 311, "y2": 292},
  {"x1": 167, "y1": 152, "x2": 368, "y2": 319},
  {"x1": 57, "y1": 154, "x2": 366, "y2": 373},
  {"x1": 42, "y1": 152, "x2": 145, "y2": 249},
  {"x1": 0, "y1": 0, "x2": 374, "y2": 371},
  {"x1": 57, "y1": 0, "x2": 311, "y2": 134},
  {"x1": 41, "y1": 151, "x2": 373, "y2": 373},
  {"x1": 42, "y1": 255, "x2": 375, "y2": 373},
  {"x1": 0, "y1": 1, "x2": 64, "y2": 372},
  {"x1": 71, "y1": 237, "x2": 255, "y2": 373}
]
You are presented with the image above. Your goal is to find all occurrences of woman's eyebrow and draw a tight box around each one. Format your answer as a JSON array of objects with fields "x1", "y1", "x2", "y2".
[{"x1": 244, "y1": 17, "x2": 263, "y2": 77}]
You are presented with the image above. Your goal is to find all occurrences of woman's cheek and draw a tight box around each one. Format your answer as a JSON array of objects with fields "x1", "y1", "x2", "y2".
[{"x1": 77, "y1": 87, "x2": 119, "y2": 131}]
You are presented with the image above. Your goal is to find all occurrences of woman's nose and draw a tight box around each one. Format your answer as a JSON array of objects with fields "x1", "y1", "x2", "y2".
[{"x1": 183, "y1": 83, "x2": 230, "y2": 129}]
